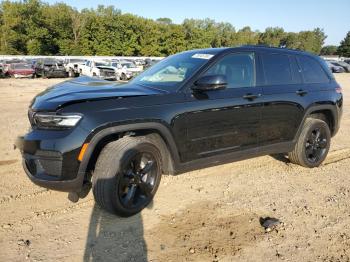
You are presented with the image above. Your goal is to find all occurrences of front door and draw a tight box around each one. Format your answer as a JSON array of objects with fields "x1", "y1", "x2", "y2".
[
  {"x1": 258, "y1": 52, "x2": 306, "y2": 146},
  {"x1": 184, "y1": 52, "x2": 263, "y2": 162}
]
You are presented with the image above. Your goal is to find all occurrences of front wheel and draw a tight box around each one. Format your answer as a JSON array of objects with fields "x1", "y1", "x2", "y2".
[
  {"x1": 288, "y1": 118, "x2": 331, "y2": 168},
  {"x1": 92, "y1": 136, "x2": 162, "y2": 217}
]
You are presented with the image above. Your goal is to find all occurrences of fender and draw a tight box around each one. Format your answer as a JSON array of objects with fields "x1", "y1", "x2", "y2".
[
  {"x1": 293, "y1": 103, "x2": 339, "y2": 143},
  {"x1": 77, "y1": 122, "x2": 181, "y2": 179}
]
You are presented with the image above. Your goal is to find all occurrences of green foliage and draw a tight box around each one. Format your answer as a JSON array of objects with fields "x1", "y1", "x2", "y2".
[
  {"x1": 259, "y1": 27, "x2": 285, "y2": 47},
  {"x1": 320, "y1": 45, "x2": 338, "y2": 55},
  {"x1": 0, "y1": 0, "x2": 333, "y2": 56},
  {"x1": 337, "y1": 31, "x2": 350, "y2": 57}
]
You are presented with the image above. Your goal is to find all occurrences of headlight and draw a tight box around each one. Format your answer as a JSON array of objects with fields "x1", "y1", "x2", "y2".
[{"x1": 33, "y1": 113, "x2": 82, "y2": 129}]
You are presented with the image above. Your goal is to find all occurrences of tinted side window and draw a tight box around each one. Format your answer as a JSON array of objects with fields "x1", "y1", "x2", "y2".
[
  {"x1": 297, "y1": 56, "x2": 329, "y2": 83},
  {"x1": 262, "y1": 53, "x2": 293, "y2": 85},
  {"x1": 203, "y1": 53, "x2": 255, "y2": 88}
]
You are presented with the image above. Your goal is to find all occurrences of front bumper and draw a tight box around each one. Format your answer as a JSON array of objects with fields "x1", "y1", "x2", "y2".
[
  {"x1": 15, "y1": 126, "x2": 89, "y2": 192},
  {"x1": 13, "y1": 73, "x2": 34, "y2": 78}
]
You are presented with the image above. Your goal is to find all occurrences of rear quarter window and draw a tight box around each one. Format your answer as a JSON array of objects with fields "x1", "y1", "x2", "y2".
[
  {"x1": 297, "y1": 55, "x2": 330, "y2": 83},
  {"x1": 261, "y1": 53, "x2": 294, "y2": 85}
]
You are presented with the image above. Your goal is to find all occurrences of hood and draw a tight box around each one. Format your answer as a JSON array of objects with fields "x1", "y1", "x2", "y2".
[{"x1": 30, "y1": 76, "x2": 167, "y2": 110}]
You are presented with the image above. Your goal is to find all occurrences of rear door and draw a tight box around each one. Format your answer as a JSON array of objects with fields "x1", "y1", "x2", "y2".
[{"x1": 259, "y1": 52, "x2": 305, "y2": 147}]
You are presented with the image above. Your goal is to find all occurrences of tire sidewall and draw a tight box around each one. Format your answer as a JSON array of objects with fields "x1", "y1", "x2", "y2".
[
  {"x1": 93, "y1": 138, "x2": 162, "y2": 216},
  {"x1": 300, "y1": 120, "x2": 331, "y2": 168}
]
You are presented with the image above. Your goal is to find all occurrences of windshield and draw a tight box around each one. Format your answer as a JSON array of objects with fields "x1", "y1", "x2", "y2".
[
  {"x1": 132, "y1": 51, "x2": 215, "y2": 89},
  {"x1": 110, "y1": 62, "x2": 119, "y2": 67},
  {"x1": 122, "y1": 63, "x2": 136, "y2": 68}
]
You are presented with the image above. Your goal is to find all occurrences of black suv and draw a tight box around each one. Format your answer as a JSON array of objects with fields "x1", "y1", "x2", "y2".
[{"x1": 16, "y1": 46, "x2": 343, "y2": 217}]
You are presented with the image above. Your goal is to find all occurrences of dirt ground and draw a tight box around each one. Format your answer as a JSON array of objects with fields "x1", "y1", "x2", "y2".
[{"x1": 0, "y1": 75, "x2": 350, "y2": 262}]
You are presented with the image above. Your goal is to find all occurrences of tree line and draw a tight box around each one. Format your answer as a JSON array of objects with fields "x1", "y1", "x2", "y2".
[
  {"x1": 0, "y1": 0, "x2": 347, "y2": 57},
  {"x1": 321, "y1": 31, "x2": 350, "y2": 57}
]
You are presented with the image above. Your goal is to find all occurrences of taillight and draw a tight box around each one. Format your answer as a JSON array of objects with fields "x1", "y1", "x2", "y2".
[{"x1": 336, "y1": 87, "x2": 342, "y2": 94}]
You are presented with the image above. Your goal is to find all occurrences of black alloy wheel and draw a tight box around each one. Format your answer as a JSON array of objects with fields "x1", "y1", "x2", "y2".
[
  {"x1": 305, "y1": 127, "x2": 328, "y2": 163},
  {"x1": 288, "y1": 118, "x2": 331, "y2": 168},
  {"x1": 92, "y1": 136, "x2": 162, "y2": 216},
  {"x1": 118, "y1": 152, "x2": 158, "y2": 209}
]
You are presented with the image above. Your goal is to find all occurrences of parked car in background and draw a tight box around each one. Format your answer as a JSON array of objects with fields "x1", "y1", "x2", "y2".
[
  {"x1": 119, "y1": 61, "x2": 143, "y2": 80},
  {"x1": 35, "y1": 59, "x2": 68, "y2": 78},
  {"x1": 0, "y1": 63, "x2": 4, "y2": 78},
  {"x1": 7, "y1": 63, "x2": 35, "y2": 78},
  {"x1": 134, "y1": 59, "x2": 146, "y2": 66},
  {"x1": 104, "y1": 61, "x2": 137, "y2": 81},
  {"x1": 344, "y1": 59, "x2": 350, "y2": 65},
  {"x1": 64, "y1": 58, "x2": 86, "y2": 77},
  {"x1": 1, "y1": 59, "x2": 22, "y2": 76},
  {"x1": 144, "y1": 58, "x2": 160, "y2": 70},
  {"x1": 329, "y1": 61, "x2": 350, "y2": 72},
  {"x1": 326, "y1": 61, "x2": 345, "y2": 73},
  {"x1": 79, "y1": 60, "x2": 116, "y2": 81}
]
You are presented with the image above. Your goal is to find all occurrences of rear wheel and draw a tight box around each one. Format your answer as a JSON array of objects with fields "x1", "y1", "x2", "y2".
[
  {"x1": 288, "y1": 118, "x2": 331, "y2": 168},
  {"x1": 92, "y1": 136, "x2": 162, "y2": 217}
]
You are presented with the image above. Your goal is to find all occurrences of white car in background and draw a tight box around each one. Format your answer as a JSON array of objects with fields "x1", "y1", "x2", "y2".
[
  {"x1": 64, "y1": 58, "x2": 86, "y2": 77},
  {"x1": 118, "y1": 61, "x2": 143, "y2": 80},
  {"x1": 79, "y1": 60, "x2": 116, "y2": 80},
  {"x1": 104, "y1": 61, "x2": 134, "y2": 81}
]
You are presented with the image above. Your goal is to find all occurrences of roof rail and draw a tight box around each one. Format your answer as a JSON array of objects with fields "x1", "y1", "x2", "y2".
[{"x1": 240, "y1": 44, "x2": 307, "y2": 53}]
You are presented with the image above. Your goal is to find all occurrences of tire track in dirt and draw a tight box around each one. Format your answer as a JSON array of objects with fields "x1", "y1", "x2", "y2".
[
  {"x1": 0, "y1": 159, "x2": 17, "y2": 166},
  {"x1": 0, "y1": 189, "x2": 51, "y2": 205},
  {"x1": 1, "y1": 199, "x2": 93, "y2": 230},
  {"x1": 323, "y1": 148, "x2": 350, "y2": 165}
]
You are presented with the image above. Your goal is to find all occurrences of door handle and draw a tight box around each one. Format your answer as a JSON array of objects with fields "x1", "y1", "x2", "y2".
[
  {"x1": 296, "y1": 90, "x2": 308, "y2": 96},
  {"x1": 243, "y1": 93, "x2": 261, "y2": 100}
]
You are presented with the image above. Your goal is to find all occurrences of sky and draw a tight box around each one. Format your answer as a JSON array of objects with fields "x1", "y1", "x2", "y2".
[{"x1": 46, "y1": 0, "x2": 350, "y2": 46}]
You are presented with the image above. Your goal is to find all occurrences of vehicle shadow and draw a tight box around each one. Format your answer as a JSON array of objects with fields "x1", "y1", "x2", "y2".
[
  {"x1": 84, "y1": 204, "x2": 148, "y2": 262},
  {"x1": 269, "y1": 153, "x2": 290, "y2": 164}
]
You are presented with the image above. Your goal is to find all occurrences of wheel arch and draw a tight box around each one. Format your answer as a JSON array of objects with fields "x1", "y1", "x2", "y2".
[
  {"x1": 294, "y1": 104, "x2": 338, "y2": 141},
  {"x1": 308, "y1": 109, "x2": 334, "y2": 135},
  {"x1": 78, "y1": 122, "x2": 180, "y2": 181}
]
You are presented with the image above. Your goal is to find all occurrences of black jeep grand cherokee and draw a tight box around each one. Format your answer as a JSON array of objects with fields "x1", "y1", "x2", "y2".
[{"x1": 16, "y1": 46, "x2": 343, "y2": 217}]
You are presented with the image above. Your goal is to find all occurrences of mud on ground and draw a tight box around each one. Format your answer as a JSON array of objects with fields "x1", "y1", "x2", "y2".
[{"x1": 0, "y1": 75, "x2": 350, "y2": 262}]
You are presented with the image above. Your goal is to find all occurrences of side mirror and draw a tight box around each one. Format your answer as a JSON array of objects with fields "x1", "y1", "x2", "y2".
[{"x1": 192, "y1": 75, "x2": 227, "y2": 92}]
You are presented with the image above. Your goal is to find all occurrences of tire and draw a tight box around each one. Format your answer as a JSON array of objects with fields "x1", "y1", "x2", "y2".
[
  {"x1": 92, "y1": 136, "x2": 162, "y2": 217},
  {"x1": 68, "y1": 69, "x2": 74, "y2": 78},
  {"x1": 121, "y1": 73, "x2": 127, "y2": 81},
  {"x1": 288, "y1": 118, "x2": 331, "y2": 168}
]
